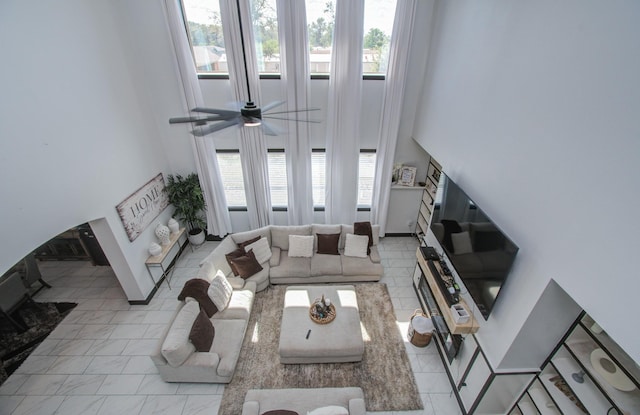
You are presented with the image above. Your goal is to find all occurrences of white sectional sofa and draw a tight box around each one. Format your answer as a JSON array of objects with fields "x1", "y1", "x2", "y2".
[
  {"x1": 201, "y1": 224, "x2": 384, "y2": 290},
  {"x1": 150, "y1": 266, "x2": 256, "y2": 383},
  {"x1": 242, "y1": 387, "x2": 366, "y2": 415}
]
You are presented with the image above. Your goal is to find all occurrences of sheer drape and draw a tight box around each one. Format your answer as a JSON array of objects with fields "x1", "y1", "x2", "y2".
[
  {"x1": 277, "y1": 0, "x2": 314, "y2": 225},
  {"x1": 163, "y1": 0, "x2": 232, "y2": 237},
  {"x1": 324, "y1": 0, "x2": 365, "y2": 225},
  {"x1": 370, "y1": 0, "x2": 418, "y2": 236},
  {"x1": 219, "y1": 0, "x2": 273, "y2": 228}
]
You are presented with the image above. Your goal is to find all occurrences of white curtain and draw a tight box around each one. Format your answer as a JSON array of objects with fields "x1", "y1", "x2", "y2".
[
  {"x1": 277, "y1": 0, "x2": 314, "y2": 225},
  {"x1": 220, "y1": 0, "x2": 273, "y2": 228},
  {"x1": 163, "y1": 0, "x2": 232, "y2": 237},
  {"x1": 324, "y1": 0, "x2": 365, "y2": 225},
  {"x1": 370, "y1": 0, "x2": 418, "y2": 236}
]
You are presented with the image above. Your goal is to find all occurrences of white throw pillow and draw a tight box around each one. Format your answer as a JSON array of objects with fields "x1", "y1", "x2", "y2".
[
  {"x1": 243, "y1": 237, "x2": 272, "y2": 264},
  {"x1": 344, "y1": 233, "x2": 369, "y2": 258},
  {"x1": 307, "y1": 406, "x2": 349, "y2": 415},
  {"x1": 288, "y1": 235, "x2": 314, "y2": 258},
  {"x1": 451, "y1": 231, "x2": 473, "y2": 255},
  {"x1": 161, "y1": 301, "x2": 199, "y2": 367},
  {"x1": 207, "y1": 269, "x2": 233, "y2": 311}
]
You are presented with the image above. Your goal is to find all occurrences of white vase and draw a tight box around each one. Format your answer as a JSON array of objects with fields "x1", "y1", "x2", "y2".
[
  {"x1": 155, "y1": 223, "x2": 171, "y2": 245},
  {"x1": 148, "y1": 242, "x2": 162, "y2": 256},
  {"x1": 167, "y1": 218, "x2": 179, "y2": 234}
]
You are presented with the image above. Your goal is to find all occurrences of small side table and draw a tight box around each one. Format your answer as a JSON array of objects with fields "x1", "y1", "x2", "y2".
[{"x1": 145, "y1": 228, "x2": 187, "y2": 289}]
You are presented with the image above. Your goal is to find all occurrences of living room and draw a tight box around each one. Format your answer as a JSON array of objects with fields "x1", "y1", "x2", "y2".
[{"x1": 1, "y1": 0, "x2": 639, "y2": 414}]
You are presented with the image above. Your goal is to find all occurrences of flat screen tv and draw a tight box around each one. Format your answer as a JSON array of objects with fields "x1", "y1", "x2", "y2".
[{"x1": 429, "y1": 173, "x2": 518, "y2": 320}]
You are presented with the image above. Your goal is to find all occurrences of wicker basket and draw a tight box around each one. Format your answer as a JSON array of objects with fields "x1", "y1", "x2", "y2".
[{"x1": 407, "y1": 309, "x2": 434, "y2": 347}]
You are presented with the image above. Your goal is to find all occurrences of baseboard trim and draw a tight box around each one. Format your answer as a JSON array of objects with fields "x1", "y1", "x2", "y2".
[
  {"x1": 129, "y1": 282, "x2": 161, "y2": 305},
  {"x1": 384, "y1": 233, "x2": 417, "y2": 237}
]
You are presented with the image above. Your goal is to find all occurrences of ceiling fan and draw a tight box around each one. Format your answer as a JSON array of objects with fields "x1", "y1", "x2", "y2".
[{"x1": 170, "y1": 0, "x2": 319, "y2": 137}]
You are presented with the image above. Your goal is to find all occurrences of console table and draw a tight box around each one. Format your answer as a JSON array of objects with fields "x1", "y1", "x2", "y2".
[{"x1": 145, "y1": 228, "x2": 187, "y2": 289}]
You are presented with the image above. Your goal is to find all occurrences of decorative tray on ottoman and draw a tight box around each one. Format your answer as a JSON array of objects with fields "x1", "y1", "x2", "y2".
[{"x1": 309, "y1": 298, "x2": 336, "y2": 324}]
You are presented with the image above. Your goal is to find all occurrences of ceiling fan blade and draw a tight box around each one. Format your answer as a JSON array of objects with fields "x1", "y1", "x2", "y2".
[
  {"x1": 192, "y1": 107, "x2": 241, "y2": 117},
  {"x1": 262, "y1": 115, "x2": 321, "y2": 123},
  {"x1": 191, "y1": 118, "x2": 241, "y2": 136},
  {"x1": 169, "y1": 115, "x2": 231, "y2": 124},
  {"x1": 260, "y1": 120, "x2": 283, "y2": 136},
  {"x1": 261, "y1": 100, "x2": 285, "y2": 113},
  {"x1": 262, "y1": 107, "x2": 320, "y2": 116}
]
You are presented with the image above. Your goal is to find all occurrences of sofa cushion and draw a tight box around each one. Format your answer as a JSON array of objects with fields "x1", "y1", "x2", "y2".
[
  {"x1": 316, "y1": 233, "x2": 340, "y2": 255},
  {"x1": 288, "y1": 235, "x2": 314, "y2": 258},
  {"x1": 312, "y1": 224, "x2": 342, "y2": 250},
  {"x1": 161, "y1": 301, "x2": 199, "y2": 367},
  {"x1": 341, "y1": 224, "x2": 380, "y2": 249},
  {"x1": 308, "y1": 406, "x2": 348, "y2": 415},
  {"x1": 177, "y1": 278, "x2": 218, "y2": 317},
  {"x1": 342, "y1": 254, "x2": 384, "y2": 276},
  {"x1": 189, "y1": 309, "x2": 215, "y2": 352},
  {"x1": 211, "y1": 319, "x2": 247, "y2": 377},
  {"x1": 230, "y1": 250, "x2": 263, "y2": 279},
  {"x1": 270, "y1": 253, "x2": 311, "y2": 279},
  {"x1": 208, "y1": 269, "x2": 233, "y2": 311},
  {"x1": 226, "y1": 247, "x2": 246, "y2": 276},
  {"x1": 344, "y1": 234, "x2": 369, "y2": 258},
  {"x1": 212, "y1": 284, "x2": 255, "y2": 320},
  {"x1": 310, "y1": 254, "x2": 342, "y2": 276},
  {"x1": 231, "y1": 227, "x2": 272, "y2": 247},
  {"x1": 244, "y1": 237, "x2": 272, "y2": 264},
  {"x1": 271, "y1": 225, "x2": 311, "y2": 250},
  {"x1": 353, "y1": 221, "x2": 373, "y2": 254},
  {"x1": 238, "y1": 235, "x2": 261, "y2": 249}
]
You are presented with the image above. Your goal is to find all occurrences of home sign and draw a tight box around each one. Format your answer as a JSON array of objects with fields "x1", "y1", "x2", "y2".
[{"x1": 116, "y1": 173, "x2": 169, "y2": 242}]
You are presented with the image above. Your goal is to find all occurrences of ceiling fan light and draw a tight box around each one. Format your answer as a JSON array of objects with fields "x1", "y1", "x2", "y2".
[{"x1": 244, "y1": 120, "x2": 262, "y2": 127}]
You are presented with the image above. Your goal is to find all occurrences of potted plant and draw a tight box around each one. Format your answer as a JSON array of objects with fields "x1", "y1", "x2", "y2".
[{"x1": 165, "y1": 173, "x2": 207, "y2": 245}]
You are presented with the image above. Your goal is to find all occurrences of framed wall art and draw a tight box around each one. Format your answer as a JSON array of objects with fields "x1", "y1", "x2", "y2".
[
  {"x1": 116, "y1": 173, "x2": 170, "y2": 242},
  {"x1": 399, "y1": 166, "x2": 417, "y2": 187}
]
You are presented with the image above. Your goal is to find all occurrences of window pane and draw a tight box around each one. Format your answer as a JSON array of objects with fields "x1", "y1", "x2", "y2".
[
  {"x1": 358, "y1": 152, "x2": 376, "y2": 206},
  {"x1": 182, "y1": 0, "x2": 227, "y2": 73},
  {"x1": 251, "y1": 0, "x2": 280, "y2": 74},
  {"x1": 363, "y1": 0, "x2": 397, "y2": 74},
  {"x1": 311, "y1": 151, "x2": 326, "y2": 206},
  {"x1": 307, "y1": 0, "x2": 336, "y2": 75},
  {"x1": 216, "y1": 152, "x2": 246, "y2": 207},
  {"x1": 267, "y1": 152, "x2": 287, "y2": 206}
]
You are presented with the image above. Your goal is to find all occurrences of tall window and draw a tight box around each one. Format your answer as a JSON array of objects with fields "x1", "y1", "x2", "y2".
[
  {"x1": 216, "y1": 150, "x2": 288, "y2": 209},
  {"x1": 250, "y1": 0, "x2": 280, "y2": 74},
  {"x1": 363, "y1": 0, "x2": 397, "y2": 74},
  {"x1": 306, "y1": 0, "x2": 336, "y2": 75},
  {"x1": 267, "y1": 150, "x2": 287, "y2": 207},
  {"x1": 311, "y1": 150, "x2": 376, "y2": 208},
  {"x1": 181, "y1": 0, "x2": 227, "y2": 74}
]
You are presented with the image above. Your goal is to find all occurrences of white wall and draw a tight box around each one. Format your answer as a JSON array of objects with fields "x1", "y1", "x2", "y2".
[
  {"x1": 413, "y1": 0, "x2": 640, "y2": 364},
  {"x1": 0, "y1": 1, "x2": 177, "y2": 300}
]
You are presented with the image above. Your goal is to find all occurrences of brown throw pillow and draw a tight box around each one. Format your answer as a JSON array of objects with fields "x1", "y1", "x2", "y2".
[
  {"x1": 317, "y1": 233, "x2": 340, "y2": 255},
  {"x1": 238, "y1": 235, "x2": 261, "y2": 249},
  {"x1": 261, "y1": 411, "x2": 298, "y2": 415},
  {"x1": 225, "y1": 247, "x2": 246, "y2": 276},
  {"x1": 177, "y1": 279, "x2": 218, "y2": 317},
  {"x1": 229, "y1": 249, "x2": 263, "y2": 279},
  {"x1": 189, "y1": 310, "x2": 215, "y2": 352},
  {"x1": 354, "y1": 221, "x2": 373, "y2": 255}
]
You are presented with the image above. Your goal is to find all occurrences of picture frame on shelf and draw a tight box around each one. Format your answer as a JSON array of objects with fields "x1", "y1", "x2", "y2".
[{"x1": 399, "y1": 166, "x2": 417, "y2": 187}]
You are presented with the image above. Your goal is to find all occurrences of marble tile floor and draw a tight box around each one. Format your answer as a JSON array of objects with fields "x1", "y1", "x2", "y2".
[{"x1": 0, "y1": 237, "x2": 461, "y2": 415}]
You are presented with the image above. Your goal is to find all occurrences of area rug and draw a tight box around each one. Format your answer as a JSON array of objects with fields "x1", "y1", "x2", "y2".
[
  {"x1": 0, "y1": 301, "x2": 77, "y2": 385},
  {"x1": 219, "y1": 283, "x2": 422, "y2": 414}
]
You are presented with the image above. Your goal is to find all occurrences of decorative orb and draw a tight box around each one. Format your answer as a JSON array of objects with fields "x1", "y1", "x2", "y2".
[
  {"x1": 148, "y1": 242, "x2": 162, "y2": 256},
  {"x1": 155, "y1": 223, "x2": 171, "y2": 245},
  {"x1": 167, "y1": 218, "x2": 179, "y2": 234}
]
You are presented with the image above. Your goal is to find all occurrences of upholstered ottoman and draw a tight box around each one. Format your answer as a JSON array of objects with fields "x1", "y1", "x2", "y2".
[{"x1": 279, "y1": 285, "x2": 364, "y2": 364}]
